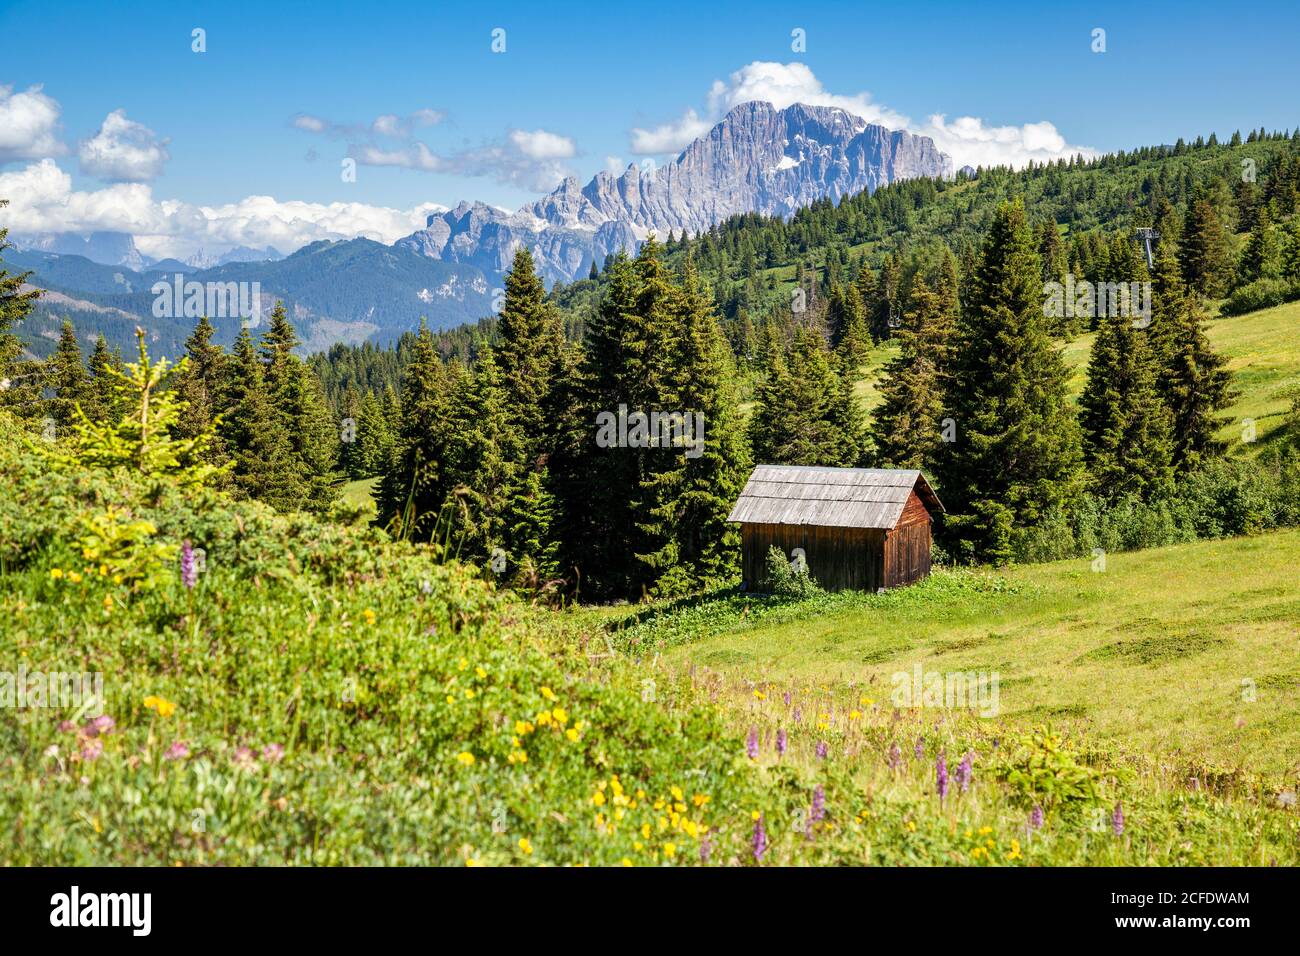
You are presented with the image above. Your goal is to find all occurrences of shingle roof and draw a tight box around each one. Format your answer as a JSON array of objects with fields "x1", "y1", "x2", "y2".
[{"x1": 726, "y1": 465, "x2": 944, "y2": 529}]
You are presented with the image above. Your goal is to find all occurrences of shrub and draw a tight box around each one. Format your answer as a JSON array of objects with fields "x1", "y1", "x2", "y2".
[
  {"x1": 1220, "y1": 278, "x2": 1300, "y2": 316},
  {"x1": 762, "y1": 545, "x2": 824, "y2": 598}
]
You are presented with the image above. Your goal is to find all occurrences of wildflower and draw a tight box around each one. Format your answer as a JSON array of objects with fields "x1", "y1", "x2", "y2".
[
  {"x1": 793, "y1": 706, "x2": 802, "y2": 724},
  {"x1": 362, "y1": 608, "x2": 376, "y2": 625},
  {"x1": 81, "y1": 739, "x2": 104, "y2": 761},
  {"x1": 551, "y1": 706, "x2": 567, "y2": 725},
  {"x1": 68, "y1": 570, "x2": 83, "y2": 584},
  {"x1": 621, "y1": 858, "x2": 633, "y2": 867},
  {"x1": 752, "y1": 815, "x2": 768, "y2": 862},
  {"x1": 261, "y1": 743, "x2": 284, "y2": 762},
  {"x1": 1007, "y1": 838, "x2": 1023, "y2": 861},
  {"x1": 806, "y1": 785, "x2": 826, "y2": 837},
  {"x1": 699, "y1": 833, "x2": 712, "y2": 864},
  {"x1": 859, "y1": 695, "x2": 874, "y2": 707},
  {"x1": 455, "y1": 751, "x2": 475, "y2": 766},
  {"x1": 815, "y1": 740, "x2": 828, "y2": 760},
  {"x1": 475, "y1": 666, "x2": 487, "y2": 680},
  {"x1": 592, "y1": 791, "x2": 606, "y2": 807},
  {"x1": 849, "y1": 709, "x2": 862, "y2": 720},
  {"x1": 1029, "y1": 805, "x2": 1044, "y2": 830},
  {"x1": 49, "y1": 567, "x2": 64, "y2": 580},
  {"x1": 955, "y1": 751, "x2": 973, "y2": 794},
  {"x1": 565, "y1": 727, "x2": 580, "y2": 742},
  {"x1": 936, "y1": 754, "x2": 949, "y2": 802},
  {"x1": 663, "y1": 842, "x2": 676, "y2": 858},
  {"x1": 1112, "y1": 801, "x2": 1124, "y2": 837},
  {"x1": 746, "y1": 726, "x2": 759, "y2": 759},
  {"x1": 518, "y1": 837, "x2": 533, "y2": 856},
  {"x1": 783, "y1": 691, "x2": 791, "y2": 707},
  {"x1": 914, "y1": 735, "x2": 924, "y2": 759},
  {"x1": 163, "y1": 741, "x2": 190, "y2": 761},
  {"x1": 692, "y1": 793, "x2": 709, "y2": 807},
  {"x1": 887, "y1": 741, "x2": 902, "y2": 770},
  {"x1": 753, "y1": 690, "x2": 766, "y2": 700},
  {"x1": 465, "y1": 858, "x2": 481, "y2": 867},
  {"x1": 232, "y1": 746, "x2": 255, "y2": 766},
  {"x1": 540, "y1": 686, "x2": 558, "y2": 702},
  {"x1": 84, "y1": 715, "x2": 116, "y2": 737},
  {"x1": 773, "y1": 728, "x2": 787, "y2": 758},
  {"x1": 143, "y1": 695, "x2": 177, "y2": 718},
  {"x1": 58, "y1": 720, "x2": 77, "y2": 733},
  {"x1": 180, "y1": 540, "x2": 197, "y2": 589}
]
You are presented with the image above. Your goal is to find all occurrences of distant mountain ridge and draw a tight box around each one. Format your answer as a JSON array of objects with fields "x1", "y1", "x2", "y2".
[{"x1": 11, "y1": 101, "x2": 951, "y2": 355}]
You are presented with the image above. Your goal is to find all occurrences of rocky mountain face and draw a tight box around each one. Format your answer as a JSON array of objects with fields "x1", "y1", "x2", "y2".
[
  {"x1": 13, "y1": 101, "x2": 951, "y2": 353},
  {"x1": 397, "y1": 101, "x2": 952, "y2": 285}
]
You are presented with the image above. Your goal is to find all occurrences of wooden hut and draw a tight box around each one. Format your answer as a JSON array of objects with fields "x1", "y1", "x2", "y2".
[{"x1": 727, "y1": 465, "x2": 944, "y2": 592}]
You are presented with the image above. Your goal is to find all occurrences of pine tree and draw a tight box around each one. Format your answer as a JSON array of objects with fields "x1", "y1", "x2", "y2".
[
  {"x1": 835, "y1": 283, "x2": 872, "y2": 370},
  {"x1": 869, "y1": 274, "x2": 955, "y2": 469},
  {"x1": 1237, "y1": 207, "x2": 1283, "y2": 284},
  {"x1": 1179, "y1": 198, "x2": 1232, "y2": 297},
  {"x1": 43, "y1": 321, "x2": 90, "y2": 429},
  {"x1": 173, "y1": 317, "x2": 230, "y2": 474},
  {"x1": 0, "y1": 203, "x2": 43, "y2": 418},
  {"x1": 354, "y1": 391, "x2": 395, "y2": 478},
  {"x1": 259, "y1": 304, "x2": 339, "y2": 511},
  {"x1": 750, "y1": 324, "x2": 865, "y2": 467},
  {"x1": 495, "y1": 247, "x2": 565, "y2": 458},
  {"x1": 85, "y1": 335, "x2": 124, "y2": 424},
  {"x1": 220, "y1": 328, "x2": 302, "y2": 509},
  {"x1": 1078, "y1": 309, "x2": 1174, "y2": 500},
  {"x1": 932, "y1": 199, "x2": 1082, "y2": 563}
]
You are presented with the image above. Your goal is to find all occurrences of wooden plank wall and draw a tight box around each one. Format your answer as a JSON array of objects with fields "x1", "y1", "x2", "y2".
[{"x1": 741, "y1": 523, "x2": 885, "y2": 592}]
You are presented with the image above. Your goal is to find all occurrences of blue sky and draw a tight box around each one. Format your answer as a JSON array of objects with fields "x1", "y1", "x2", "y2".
[{"x1": 2, "y1": 0, "x2": 1297, "y2": 258}]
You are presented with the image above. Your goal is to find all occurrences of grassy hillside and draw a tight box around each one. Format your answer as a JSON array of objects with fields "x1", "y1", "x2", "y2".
[{"x1": 596, "y1": 529, "x2": 1300, "y2": 778}]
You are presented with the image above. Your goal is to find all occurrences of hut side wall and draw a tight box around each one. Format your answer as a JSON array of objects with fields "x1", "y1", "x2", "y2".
[
  {"x1": 741, "y1": 523, "x2": 885, "y2": 592},
  {"x1": 884, "y1": 490, "x2": 933, "y2": 587}
]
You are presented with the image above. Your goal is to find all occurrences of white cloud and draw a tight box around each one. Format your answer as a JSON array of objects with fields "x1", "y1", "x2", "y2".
[
  {"x1": 78, "y1": 109, "x2": 170, "y2": 182},
  {"x1": 0, "y1": 84, "x2": 65, "y2": 164},
  {"x1": 291, "y1": 108, "x2": 445, "y2": 141},
  {"x1": 631, "y1": 61, "x2": 1095, "y2": 169},
  {"x1": 629, "y1": 108, "x2": 713, "y2": 155},
  {"x1": 0, "y1": 158, "x2": 447, "y2": 261},
  {"x1": 508, "y1": 128, "x2": 575, "y2": 161}
]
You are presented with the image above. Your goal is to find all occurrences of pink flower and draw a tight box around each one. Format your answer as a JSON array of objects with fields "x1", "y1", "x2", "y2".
[
  {"x1": 81, "y1": 739, "x2": 104, "y2": 761},
  {"x1": 164, "y1": 741, "x2": 190, "y2": 761},
  {"x1": 261, "y1": 743, "x2": 285, "y2": 763},
  {"x1": 83, "y1": 715, "x2": 116, "y2": 737}
]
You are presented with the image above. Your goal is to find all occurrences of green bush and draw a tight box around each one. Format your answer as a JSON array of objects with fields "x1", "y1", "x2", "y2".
[
  {"x1": 762, "y1": 545, "x2": 824, "y2": 599},
  {"x1": 1221, "y1": 278, "x2": 1300, "y2": 316}
]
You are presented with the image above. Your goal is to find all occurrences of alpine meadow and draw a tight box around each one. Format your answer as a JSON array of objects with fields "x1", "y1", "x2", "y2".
[{"x1": 1, "y1": 1, "x2": 1299, "y2": 929}]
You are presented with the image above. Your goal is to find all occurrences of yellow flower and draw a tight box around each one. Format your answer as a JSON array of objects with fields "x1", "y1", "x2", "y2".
[
  {"x1": 540, "y1": 686, "x2": 558, "y2": 702},
  {"x1": 514, "y1": 720, "x2": 532, "y2": 735},
  {"x1": 663, "y1": 842, "x2": 676, "y2": 858},
  {"x1": 849, "y1": 709, "x2": 862, "y2": 720},
  {"x1": 621, "y1": 857, "x2": 633, "y2": 867},
  {"x1": 82, "y1": 547, "x2": 95, "y2": 560},
  {"x1": 98, "y1": 564, "x2": 108, "y2": 576},
  {"x1": 859, "y1": 695, "x2": 874, "y2": 706},
  {"x1": 753, "y1": 690, "x2": 766, "y2": 700},
  {"x1": 68, "y1": 571, "x2": 83, "y2": 584},
  {"x1": 143, "y1": 695, "x2": 176, "y2": 717},
  {"x1": 458, "y1": 658, "x2": 469, "y2": 670},
  {"x1": 456, "y1": 751, "x2": 475, "y2": 765},
  {"x1": 905, "y1": 820, "x2": 917, "y2": 832},
  {"x1": 592, "y1": 791, "x2": 606, "y2": 806},
  {"x1": 103, "y1": 595, "x2": 113, "y2": 609},
  {"x1": 518, "y1": 837, "x2": 533, "y2": 856},
  {"x1": 49, "y1": 568, "x2": 64, "y2": 579},
  {"x1": 475, "y1": 666, "x2": 487, "y2": 680},
  {"x1": 463, "y1": 688, "x2": 475, "y2": 699},
  {"x1": 362, "y1": 608, "x2": 376, "y2": 624},
  {"x1": 565, "y1": 728, "x2": 580, "y2": 742},
  {"x1": 750, "y1": 810, "x2": 761, "y2": 821},
  {"x1": 465, "y1": 858, "x2": 482, "y2": 867},
  {"x1": 641, "y1": 823, "x2": 651, "y2": 839},
  {"x1": 979, "y1": 826, "x2": 993, "y2": 835},
  {"x1": 692, "y1": 793, "x2": 709, "y2": 807},
  {"x1": 1007, "y1": 839, "x2": 1023, "y2": 861},
  {"x1": 669, "y1": 786, "x2": 684, "y2": 801}
]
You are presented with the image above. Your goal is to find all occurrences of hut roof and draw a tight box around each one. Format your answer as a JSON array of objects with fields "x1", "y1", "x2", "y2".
[{"x1": 726, "y1": 465, "x2": 944, "y2": 530}]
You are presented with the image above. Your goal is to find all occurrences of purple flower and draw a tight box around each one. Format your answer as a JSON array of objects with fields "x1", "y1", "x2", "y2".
[
  {"x1": 887, "y1": 741, "x2": 902, "y2": 770},
  {"x1": 84, "y1": 714, "x2": 116, "y2": 737},
  {"x1": 59, "y1": 719, "x2": 78, "y2": 733},
  {"x1": 955, "y1": 751, "x2": 973, "y2": 794},
  {"x1": 775, "y1": 728, "x2": 787, "y2": 757},
  {"x1": 936, "y1": 754, "x2": 949, "y2": 802},
  {"x1": 180, "y1": 540, "x2": 197, "y2": 590},
  {"x1": 163, "y1": 740, "x2": 189, "y2": 761},
  {"x1": 1112, "y1": 801, "x2": 1124, "y2": 837},
  {"x1": 81, "y1": 739, "x2": 104, "y2": 761},
  {"x1": 752, "y1": 815, "x2": 768, "y2": 862},
  {"x1": 232, "y1": 745, "x2": 255, "y2": 766},
  {"x1": 699, "y1": 833, "x2": 712, "y2": 864},
  {"x1": 261, "y1": 742, "x2": 285, "y2": 763},
  {"x1": 1029, "y1": 805, "x2": 1044, "y2": 830},
  {"x1": 815, "y1": 740, "x2": 828, "y2": 760},
  {"x1": 782, "y1": 691, "x2": 791, "y2": 707},
  {"x1": 746, "y1": 726, "x2": 759, "y2": 760},
  {"x1": 806, "y1": 784, "x2": 826, "y2": 838},
  {"x1": 914, "y1": 735, "x2": 924, "y2": 759},
  {"x1": 793, "y1": 706, "x2": 802, "y2": 725}
]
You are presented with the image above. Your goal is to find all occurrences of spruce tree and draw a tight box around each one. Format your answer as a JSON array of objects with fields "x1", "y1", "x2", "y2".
[
  {"x1": 174, "y1": 316, "x2": 229, "y2": 473},
  {"x1": 494, "y1": 247, "x2": 565, "y2": 458},
  {"x1": 0, "y1": 203, "x2": 43, "y2": 418},
  {"x1": 220, "y1": 328, "x2": 302, "y2": 509},
  {"x1": 1237, "y1": 208, "x2": 1283, "y2": 284},
  {"x1": 1179, "y1": 198, "x2": 1232, "y2": 297},
  {"x1": 932, "y1": 199, "x2": 1082, "y2": 563},
  {"x1": 1078, "y1": 309, "x2": 1174, "y2": 500},
  {"x1": 43, "y1": 321, "x2": 90, "y2": 429},
  {"x1": 869, "y1": 274, "x2": 955, "y2": 469}
]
